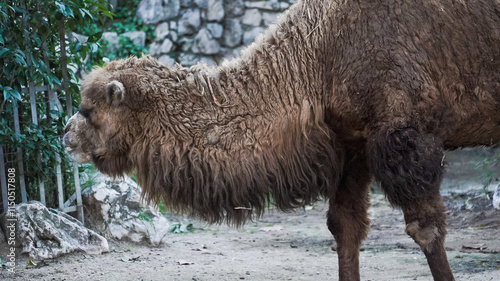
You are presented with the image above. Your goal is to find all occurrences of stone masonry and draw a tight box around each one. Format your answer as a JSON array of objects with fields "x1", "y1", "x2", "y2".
[{"x1": 133, "y1": 0, "x2": 295, "y2": 66}]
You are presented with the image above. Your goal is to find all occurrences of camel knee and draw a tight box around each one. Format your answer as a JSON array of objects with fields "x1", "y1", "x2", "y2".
[
  {"x1": 405, "y1": 221, "x2": 444, "y2": 253},
  {"x1": 402, "y1": 195, "x2": 448, "y2": 254}
]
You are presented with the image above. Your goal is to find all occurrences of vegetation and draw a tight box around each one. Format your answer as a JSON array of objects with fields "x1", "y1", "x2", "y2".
[
  {"x1": 76, "y1": 0, "x2": 154, "y2": 67},
  {"x1": 0, "y1": 0, "x2": 113, "y2": 207}
]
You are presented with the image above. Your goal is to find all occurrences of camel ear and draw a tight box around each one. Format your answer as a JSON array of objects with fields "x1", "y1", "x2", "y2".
[{"x1": 106, "y1": 80, "x2": 125, "y2": 106}]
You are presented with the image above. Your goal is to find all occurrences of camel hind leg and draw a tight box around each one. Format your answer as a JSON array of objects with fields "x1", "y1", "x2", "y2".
[
  {"x1": 327, "y1": 150, "x2": 371, "y2": 281},
  {"x1": 368, "y1": 127, "x2": 455, "y2": 281}
]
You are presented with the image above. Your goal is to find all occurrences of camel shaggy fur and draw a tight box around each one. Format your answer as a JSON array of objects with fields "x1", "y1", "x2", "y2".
[{"x1": 64, "y1": 0, "x2": 500, "y2": 280}]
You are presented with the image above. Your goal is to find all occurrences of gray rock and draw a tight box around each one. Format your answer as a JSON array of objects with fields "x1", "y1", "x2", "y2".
[
  {"x1": 102, "y1": 32, "x2": 120, "y2": 53},
  {"x1": 207, "y1": 23, "x2": 223, "y2": 38},
  {"x1": 15, "y1": 201, "x2": 109, "y2": 260},
  {"x1": 262, "y1": 12, "x2": 281, "y2": 26},
  {"x1": 493, "y1": 184, "x2": 500, "y2": 210},
  {"x1": 121, "y1": 31, "x2": 146, "y2": 47},
  {"x1": 244, "y1": 27, "x2": 264, "y2": 44},
  {"x1": 170, "y1": 20, "x2": 177, "y2": 30},
  {"x1": 155, "y1": 22, "x2": 170, "y2": 40},
  {"x1": 222, "y1": 46, "x2": 245, "y2": 59},
  {"x1": 164, "y1": 0, "x2": 180, "y2": 19},
  {"x1": 181, "y1": 0, "x2": 193, "y2": 7},
  {"x1": 136, "y1": 0, "x2": 167, "y2": 24},
  {"x1": 198, "y1": 56, "x2": 216, "y2": 65},
  {"x1": 179, "y1": 38, "x2": 194, "y2": 52},
  {"x1": 194, "y1": 0, "x2": 208, "y2": 9},
  {"x1": 224, "y1": 0, "x2": 245, "y2": 17},
  {"x1": 244, "y1": 0, "x2": 289, "y2": 11},
  {"x1": 158, "y1": 55, "x2": 176, "y2": 66},
  {"x1": 82, "y1": 174, "x2": 171, "y2": 246},
  {"x1": 178, "y1": 9, "x2": 201, "y2": 35},
  {"x1": 242, "y1": 9, "x2": 262, "y2": 26},
  {"x1": 206, "y1": 0, "x2": 224, "y2": 22},
  {"x1": 194, "y1": 29, "x2": 220, "y2": 55},
  {"x1": 169, "y1": 31, "x2": 179, "y2": 42},
  {"x1": 160, "y1": 38, "x2": 174, "y2": 53},
  {"x1": 223, "y1": 18, "x2": 243, "y2": 47},
  {"x1": 149, "y1": 42, "x2": 162, "y2": 56},
  {"x1": 179, "y1": 53, "x2": 199, "y2": 66}
]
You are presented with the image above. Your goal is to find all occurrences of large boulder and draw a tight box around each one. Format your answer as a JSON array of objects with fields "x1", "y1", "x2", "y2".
[
  {"x1": 14, "y1": 202, "x2": 109, "y2": 260},
  {"x1": 82, "y1": 174, "x2": 171, "y2": 246}
]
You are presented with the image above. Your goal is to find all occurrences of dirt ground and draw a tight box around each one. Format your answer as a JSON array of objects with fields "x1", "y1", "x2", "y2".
[{"x1": 2, "y1": 149, "x2": 500, "y2": 281}]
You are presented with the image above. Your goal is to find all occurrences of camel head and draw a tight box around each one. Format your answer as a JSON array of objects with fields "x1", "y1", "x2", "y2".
[{"x1": 63, "y1": 67, "x2": 138, "y2": 176}]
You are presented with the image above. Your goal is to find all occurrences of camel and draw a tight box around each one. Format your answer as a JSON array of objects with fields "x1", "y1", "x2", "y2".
[{"x1": 64, "y1": 0, "x2": 500, "y2": 280}]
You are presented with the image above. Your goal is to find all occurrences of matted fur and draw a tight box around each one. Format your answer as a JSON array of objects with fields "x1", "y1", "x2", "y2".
[{"x1": 64, "y1": 0, "x2": 500, "y2": 279}]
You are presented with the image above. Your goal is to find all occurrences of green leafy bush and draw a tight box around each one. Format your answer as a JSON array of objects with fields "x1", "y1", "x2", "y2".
[{"x1": 0, "y1": 0, "x2": 113, "y2": 207}]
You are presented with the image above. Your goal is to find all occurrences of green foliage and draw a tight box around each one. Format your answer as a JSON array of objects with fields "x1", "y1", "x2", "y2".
[
  {"x1": 75, "y1": 0, "x2": 154, "y2": 66},
  {"x1": 0, "y1": 0, "x2": 113, "y2": 207},
  {"x1": 475, "y1": 157, "x2": 499, "y2": 198}
]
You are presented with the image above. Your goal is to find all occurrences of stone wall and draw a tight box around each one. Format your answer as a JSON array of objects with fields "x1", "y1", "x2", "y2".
[{"x1": 114, "y1": 0, "x2": 295, "y2": 66}]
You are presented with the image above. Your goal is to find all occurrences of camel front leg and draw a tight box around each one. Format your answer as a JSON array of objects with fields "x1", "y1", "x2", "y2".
[
  {"x1": 368, "y1": 126, "x2": 454, "y2": 281},
  {"x1": 327, "y1": 151, "x2": 371, "y2": 281}
]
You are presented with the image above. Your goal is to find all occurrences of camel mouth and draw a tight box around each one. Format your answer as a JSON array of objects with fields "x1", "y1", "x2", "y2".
[{"x1": 66, "y1": 149, "x2": 92, "y2": 164}]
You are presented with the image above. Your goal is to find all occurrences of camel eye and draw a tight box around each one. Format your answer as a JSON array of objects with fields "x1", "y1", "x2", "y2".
[
  {"x1": 78, "y1": 106, "x2": 93, "y2": 120},
  {"x1": 92, "y1": 100, "x2": 97, "y2": 105}
]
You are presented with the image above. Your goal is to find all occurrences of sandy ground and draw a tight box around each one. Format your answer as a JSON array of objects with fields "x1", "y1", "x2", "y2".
[{"x1": 1, "y1": 149, "x2": 500, "y2": 280}]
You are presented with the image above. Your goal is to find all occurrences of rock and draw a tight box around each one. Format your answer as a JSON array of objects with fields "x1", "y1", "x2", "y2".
[
  {"x1": 159, "y1": 38, "x2": 174, "y2": 53},
  {"x1": 179, "y1": 37, "x2": 194, "y2": 52},
  {"x1": 82, "y1": 174, "x2": 171, "y2": 246},
  {"x1": 244, "y1": 0, "x2": 289, "y2": 11},
  {"x1": 262, "y1": 12, "x2": 281, "y2": 26},
  {"x1": 158, "y1": 55, "x2": 176, "y2": 66},
  {"x1": 169, "y1": 31, "x2": 179, "y2": 42},
  {"x1": 170, "y1": 20, "x2": 177, "y2": 30},
  {"x1": 164, "y1": 0, "x2": 181, "y2": 19},
  {"x1": 198, "y1": 56, "x2": 216, "y2": 65},
  {"x1": 223, "y1": 18, "x2": 243, "y2": 47},
  {"x1": 206, "y1": 0, "x2": 224, "y2": 22},
  {"x1": 243, "y1": 27, "x2": 264, "y2": 44},
  {"x1": 207, "y1": 23, "x2": 223, "y2": 38},
  {"x1": 121, "y1": 31, "x2": 146, "y2": 47},
  {"x1": 15, "y1": 201, "x2": 109, "y2": 260},
  {"x1": 137, "y1": 0, "x2": 167, "y2": 24},
  {"x1": 178, "y1": 9, "x2": 201, "y2": 35},
  {"x1": 102, "y1": 32, "x2": 120, "y2": 53},
  {"x1": 242, "y1": 9, "x2": 262, "y2": 26},
  {"x1": 224, "y1": 0, "x2": 245, "y2": 17},
  {"x1": 222, "y1": 46, "x2": 245, "y2": 59},
  {"x1": 195, "y1": 0, "x2": 208, "y2": 9},
  {"x1": 155, "y1": 22, "x2": 170, "y2": 40},
  {"x1": 181, "y1": 0, "x2": 193, "y2": 8},
  {"x1": 179, "y1": 53, "x2": 200, "y2": 66},
  {"x1": 194, "y1": 29, "x2": 220, "y2": 55},
  {"x1": 149, "y1": 42, "x2": 162, "y2": 56},
  {"x1": 493, "y1": 184, "x2": 500, "y2": 210}
]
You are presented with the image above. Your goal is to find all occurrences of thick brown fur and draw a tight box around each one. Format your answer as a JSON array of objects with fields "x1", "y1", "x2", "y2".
[{"x1": 64, "y1": 0, "x2": 500, "y2": 280}]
